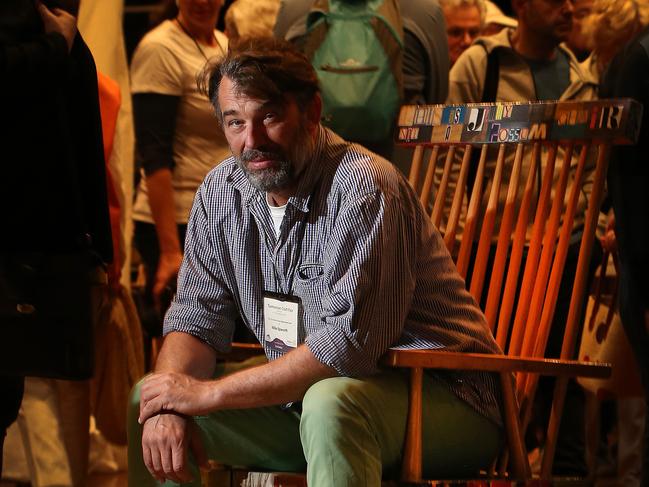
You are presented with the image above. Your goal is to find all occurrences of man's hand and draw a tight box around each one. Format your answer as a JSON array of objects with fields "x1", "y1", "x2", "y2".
[
  {"x1": 601, "y1": 212, "x2": 617, "y2": 253},
  {"x1": 142, "y1": 412, "x2": 207, "y2": 483},
  {"x1": 153, "y1": 250, "x2": 183, "y2": 308},
  {"x1": 36, "y1": 2, "x2": 77, "y2": 52},
  {"x1": 139, "y1": 372, "x2": 214, "y2": 424}
]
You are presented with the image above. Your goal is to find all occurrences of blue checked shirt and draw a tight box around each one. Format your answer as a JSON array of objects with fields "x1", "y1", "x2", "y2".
[{"x1": 164, "y1": 127, "x2": 503, "y2": 425}]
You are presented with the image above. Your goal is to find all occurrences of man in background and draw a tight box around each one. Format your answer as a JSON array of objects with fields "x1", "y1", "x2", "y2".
[
  {"x1": 447, "y1": 0, "x2": 598, "y2": 476},
  {"x1": 439, "y1": 0, "x2": 485, "y2": 66}
]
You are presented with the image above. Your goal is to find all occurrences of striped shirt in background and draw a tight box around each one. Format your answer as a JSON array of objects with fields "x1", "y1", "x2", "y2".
[{"x1": 164, "y1": 126, "x2": 503, "y2": 426}]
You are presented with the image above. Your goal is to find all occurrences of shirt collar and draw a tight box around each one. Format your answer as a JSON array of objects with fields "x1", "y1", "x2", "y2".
[
  {"x1": 226, "y1": 125, "x2": 327, "y2": 213},
  {"x1": 288, "y1": 125, "x2": 326, "y2": 213}
]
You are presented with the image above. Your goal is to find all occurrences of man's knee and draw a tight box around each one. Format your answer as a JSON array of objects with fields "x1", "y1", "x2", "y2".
[
  {"x1": 300, "y1": 377, "x2": 369, "y2": 444},
  {"x1": 300, "y1": 375, "x2": 406, "y2": 436},
  {"x1": 300, "y1": 376, "x2": 406, "y2": 483},
  {"x1": 302, "y1": 377, "x2": 365, "y2": 421},
  {"x1": 127, "y1": 377, "x2": 146, "y2": 445},
  {"x1": 128, "y1": 377, "x2": 145, "y2": 413}
]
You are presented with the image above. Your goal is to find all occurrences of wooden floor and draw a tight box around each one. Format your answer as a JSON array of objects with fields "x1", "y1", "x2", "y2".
[
  {"x1": 0, "y1": 471, "x2": 127, "y2": 487},
  {"x1": 88, "y1": 472, "x2": 128, "y2": 487},
  {"x1": 0, "y1": 472, "x2": 625, "y2": 487}
]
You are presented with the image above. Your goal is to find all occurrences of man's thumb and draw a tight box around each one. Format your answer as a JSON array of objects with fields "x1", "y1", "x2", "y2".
[{"x1": 36, "y1": 2, "x2": 54, "y2": 19}]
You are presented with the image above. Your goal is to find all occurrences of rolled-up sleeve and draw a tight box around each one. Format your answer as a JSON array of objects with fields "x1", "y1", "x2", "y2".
[
  {"x1": 305, "y1": 189, "x2": 419, "y2": 377},
  {"x1": 163, "y1": 182, "x2": 237, "y2": 351}
]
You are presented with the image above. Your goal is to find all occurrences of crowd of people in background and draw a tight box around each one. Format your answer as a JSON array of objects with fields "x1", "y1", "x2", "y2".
[{"x1": 1, "y1": 0, "x2": 649, "y2": 486}]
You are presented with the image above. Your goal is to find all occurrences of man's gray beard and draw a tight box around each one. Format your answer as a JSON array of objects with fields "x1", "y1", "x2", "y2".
[
  {"x1": 235, "y1": 126, "x2": 315, "y2": 193},
  {"x1": 236, "y1": 154, "x2": 293, "y2": 192}
]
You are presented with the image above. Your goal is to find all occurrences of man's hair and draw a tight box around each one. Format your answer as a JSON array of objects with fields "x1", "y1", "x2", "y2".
[
  {"x1": 198, "y1": 37, "x2": 320, "y2": 123},
  {"x1": 439, "y1": 0, "x2": 487, "y2": 25}
]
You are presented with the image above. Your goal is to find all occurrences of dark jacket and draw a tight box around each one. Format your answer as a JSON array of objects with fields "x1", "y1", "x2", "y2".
[
  {"x1": 0, "y1": 0, "x2": 112, "y2": 262},
  {"x1": 601, "y1": 25, "x2": 649, "y2": 307}
]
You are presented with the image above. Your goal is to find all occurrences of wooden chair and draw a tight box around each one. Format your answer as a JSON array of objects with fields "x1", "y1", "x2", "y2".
[{"x1": 381, "y1": 98, "x2": 642, "y2": 483}]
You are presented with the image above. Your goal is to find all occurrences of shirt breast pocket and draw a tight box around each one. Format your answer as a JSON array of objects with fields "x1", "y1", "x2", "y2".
[{"x1": 293, "y1": 263, "x2": 326, "y2": 333}]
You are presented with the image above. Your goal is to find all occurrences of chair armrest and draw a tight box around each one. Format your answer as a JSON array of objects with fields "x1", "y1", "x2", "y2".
[{"x1": 380, "y1": 349, "x2": 611, "y2": 379}]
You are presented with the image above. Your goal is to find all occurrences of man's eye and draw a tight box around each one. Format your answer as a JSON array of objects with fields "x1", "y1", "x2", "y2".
[
  {"x1": 264, "y1": 112, "x2": 278, "y2": 121},
  {"x1": 227, "y1": 119, "x2": 243, "y2": 128}
]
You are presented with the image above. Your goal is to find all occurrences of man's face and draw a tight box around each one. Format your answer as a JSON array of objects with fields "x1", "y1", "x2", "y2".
[
  {"x1": 520, "y1": 0, "x2": 574, "y2": 45},
  {"x1": 567, "y1": 0, "x2": 593, "y2": 55},
  {"x1": 177, "y1": 0, "x2": 222, "y2": 32},
  {"x1": 444, "y1": 4, "x2": 482, "y2": 65},
  {"x1": 218, "y1": 76, "x2": 317, "y2": 194}
]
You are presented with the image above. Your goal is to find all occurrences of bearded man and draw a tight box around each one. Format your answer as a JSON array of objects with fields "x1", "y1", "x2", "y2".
[{"x1": 127, "y1": 38, "x2": 504, "y2": 487}]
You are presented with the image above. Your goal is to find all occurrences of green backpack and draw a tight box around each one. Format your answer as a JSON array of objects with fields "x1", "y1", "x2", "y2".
[{"x1": 304, "y1": 0, "x2": 403, "y2": 145}]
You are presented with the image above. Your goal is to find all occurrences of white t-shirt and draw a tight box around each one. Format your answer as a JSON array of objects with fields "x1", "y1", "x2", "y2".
[
  {"x1": 131, "y1": 20, "x2": 230, "y2": 224},
  {"x1": 266, "y1": 198, "x2": 287, "y2": 236}
]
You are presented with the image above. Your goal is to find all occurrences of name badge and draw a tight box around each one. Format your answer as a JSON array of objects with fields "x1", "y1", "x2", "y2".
[{"x1": 263, "y1": 291, "x2": 300, "y2": 353}]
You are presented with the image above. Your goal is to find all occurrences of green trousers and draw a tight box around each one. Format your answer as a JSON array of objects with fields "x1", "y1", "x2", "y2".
[{"x1": 128, "y1": 358, "x2": 502, "y2": 487}]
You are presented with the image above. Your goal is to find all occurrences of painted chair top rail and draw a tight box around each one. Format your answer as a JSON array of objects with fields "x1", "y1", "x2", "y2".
[{"x1": 396, "y1": 98, "x2": 642, "y2": 146}]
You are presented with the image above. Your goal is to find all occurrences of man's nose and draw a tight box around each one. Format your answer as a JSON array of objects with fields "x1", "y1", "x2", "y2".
[
  {"x1": 561, "y1": 0, "x2": 574, "y2": 14},
  {"x1": 462, "y1": 31, "x2": 473, "y2": 46},
  {"x1": 244, "y1": 123, "x2": 269, "y2": 150}
]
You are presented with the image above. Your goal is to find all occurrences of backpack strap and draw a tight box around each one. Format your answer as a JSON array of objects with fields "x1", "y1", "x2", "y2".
[
  {"x1": 364, "y1": 0, "x2": 404, "y2": 96},
  {"x1": 303, "y1": 0, "x2": 329, "y2": 59},
  {"x1": 303, "y1": 22, "x2": 328, "y2": 61},
  {"x1": 306, "y1": 0, "x2": 328, "y2": 30},
  {"x1": 481, "y1": 45, "x2": 500, "y2": 103}
]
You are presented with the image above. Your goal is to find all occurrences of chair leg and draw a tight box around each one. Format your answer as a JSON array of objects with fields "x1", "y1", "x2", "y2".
[
  {"x1": 401, "y1": 367, "x2": 423, "y2": 482},
  {"x1": 541, "y1": 376, "x2": 569, "y2": 478},
  {"x1": 500, "y1": 372, "x2": 531, "y2": 480},
  {"x1": 584, "y1": 390, "x2": 600, "y2": 482}
]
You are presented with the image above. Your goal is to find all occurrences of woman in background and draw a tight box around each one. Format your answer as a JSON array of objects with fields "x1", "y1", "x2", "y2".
[
  {"x1": 585, "y1": 1, "x2": 649, "y2": 484},
  {"x1": 131, "y1": 0, "x2": 229, "y2": 341}
]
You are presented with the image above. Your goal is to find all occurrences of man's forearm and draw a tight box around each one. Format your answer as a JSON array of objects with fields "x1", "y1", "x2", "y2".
[
  {"x1": 206, "y1": 344, "x2": 337, "y2": 410},
  {"x1": 141, "y1": 342, "x2": 338, "y2": 421},
  {"x1": 155, "y1": 332, "x2": 217, "y2": 379}
]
